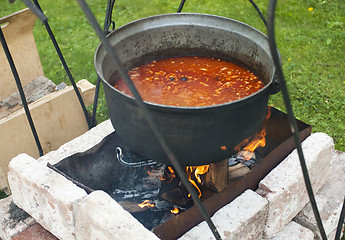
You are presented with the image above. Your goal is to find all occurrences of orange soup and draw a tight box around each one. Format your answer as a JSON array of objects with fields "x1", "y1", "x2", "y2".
[{"x1": 114, "y1": 56, "x2": 264, "y2": 107}]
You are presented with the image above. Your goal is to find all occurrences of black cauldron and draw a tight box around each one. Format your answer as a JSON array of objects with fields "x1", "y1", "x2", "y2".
[{"x1": 94, "y1": 13, "x2": 279, "y2": 166}]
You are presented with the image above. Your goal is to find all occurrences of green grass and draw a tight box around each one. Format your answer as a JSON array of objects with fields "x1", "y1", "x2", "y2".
[{"x1": 1, "y1": 0, "x2": 344, "y2": 151}]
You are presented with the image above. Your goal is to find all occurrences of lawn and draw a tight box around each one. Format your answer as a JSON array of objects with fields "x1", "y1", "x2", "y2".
[
  {"x1": 1, "y1": 0, "x2": 344, "y2": 150},
  {"x1": 0, "y1": 0, "x2": 345, "y2": 151},
  {"x1": 0, "y1": 0, "x2": 344, "y2": 204}
]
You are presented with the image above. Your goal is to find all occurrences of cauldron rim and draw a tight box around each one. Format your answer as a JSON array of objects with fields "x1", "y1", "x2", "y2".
[{"x1": 94, "y1": 12, "x2": 277, "y2": 110}]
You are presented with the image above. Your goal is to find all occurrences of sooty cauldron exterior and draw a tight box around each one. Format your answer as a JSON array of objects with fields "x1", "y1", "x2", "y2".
[{"x1": 94, "y1": 13, "x2": 279, "y2": 166}]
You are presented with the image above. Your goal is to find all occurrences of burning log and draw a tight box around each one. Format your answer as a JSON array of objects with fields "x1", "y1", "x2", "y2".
[
  {"x1": 159, "y1": 171, "x2": 191, "y2": 207},
  {"x1": 160, "y1": 187, "x2": 190, "y2": 206},
  {"x1": 118, "y1": 201, "x2": 150, "y2": 213},
  {"x1": 203, "y1": 159, "x2": 229, "y2": 192}
]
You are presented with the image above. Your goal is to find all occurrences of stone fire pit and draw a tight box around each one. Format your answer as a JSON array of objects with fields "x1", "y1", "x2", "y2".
[{"x1": 0, "y1": 120, "x2": 344, "y2": 240}]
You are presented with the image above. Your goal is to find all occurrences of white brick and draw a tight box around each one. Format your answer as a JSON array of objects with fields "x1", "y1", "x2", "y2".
[
  {"x1": 75, "y1": 190, "x2": 159, "y2": 240},
  {"x1": 0, "y1": 196, "x2": 36, "y2": 240},
  {"x1": 179, "y1": 190, "x2": 268, "y2": 240},
  {"x1": 327, "y1": 225, "x2": 344, "y2": 240},
  {"x1": 38, "y1": 120, "x2": 114, "y2": 165},
  {"x1": 294, "y1": 150, "x2": 345, "y2": 240},
  {"x1": 268, "y1": 221, "x2": 314, "y2": 240},
  {"x1": 256, "y1": 133, "x2": 334, "y2": 238},
  {"x1": 8, "y1": 153, "x2": 88, "y2": 240}
]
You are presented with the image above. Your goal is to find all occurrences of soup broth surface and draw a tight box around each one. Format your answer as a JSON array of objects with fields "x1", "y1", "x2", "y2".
[{"x1": 113, "y1": 56, "x2": 264, "y2": 107}]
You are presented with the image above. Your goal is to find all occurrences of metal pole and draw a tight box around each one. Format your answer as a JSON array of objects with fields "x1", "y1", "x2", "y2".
[
  {"x1": 177, "y1": 0, "x2": 186, "y2": 13},
  {"x1": 75, "y1": 1, "x2": 222, "y2": 239},
  {"x1": 22, "y1": 0, "x2": 92, "y2": 129},
  {"x1": 91, "y1": 0, "x2": 117, "y2": 127},
  {"x1": 267, "y1": 1, "x2": 327, "y2": 239},
  {"x1": 334, "y1": 198, "x2": 345, "y2": 240},
  {"x1": 248, "y1": 0, "x2": 267, "y2": 27}
]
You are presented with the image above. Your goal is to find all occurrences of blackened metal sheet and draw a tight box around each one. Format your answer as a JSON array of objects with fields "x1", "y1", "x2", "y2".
[{"x1": 152, "y1": 108, "x2": 311, "y2": 240}]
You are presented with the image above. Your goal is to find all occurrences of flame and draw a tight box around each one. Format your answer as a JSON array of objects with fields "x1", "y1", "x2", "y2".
[
  {"x1": 147, "y1": 169, "x2": 165, "y2": 181},
  {"x1": 163, "y1": 165, "x2": 210, "y2": 199},
  {"x1": 162, "y1": 166, "x2": 176, "y2": 182},
  {"x1": 168, "y1": 166, "x2": 175, "y2": 174},
  {"x1": 194, "y1": 165, "x2": 209, "y2": 183},
  {"x1": 235, "y1": 107, "x2": 271, "y2": 160},
  {"x1": 161, "y1": 166, "x2": 176, "y2": 182},
  {"x1": 220, "y1": 145, "x2": 227, "y2": 151},
  {"x1": 171, "y1": 207, "x2": 179, "y2": 214},
  {"x1": 138, "y1": 200, "x2": 155, "y2": 208},
  {"x1": 185, "y1": 165, "x2": 209, "y2": 198},
  {"x1": 241, "y1": 129, "x2": 266, "y2": 160}
]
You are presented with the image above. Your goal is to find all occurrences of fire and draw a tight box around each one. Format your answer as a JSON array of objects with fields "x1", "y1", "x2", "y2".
[
  {"x1": 162, "y1": 166, "x2": 176, "y2": 182},
  {"x1": 163, "y1": 165, "x2": 210, "y2": 199},
  {"x1": 185, "y1": 165, "x2": 209, "y2": 198},
  {"x1": 194, "y1": 165, "x2": 209, "y2": 183},
  {"x1": 235, "y1": 107, "x2": 271, "y2": 160},
  {"x1": 168, "y1": 166, "x2": 175, "y2": 175},
  {"x1": 239, "y1": 128, "x2": 266, "y2": 160},
  {"x1": 170, "y1": 207, "x2": 179, "y2": 214},
  {"x1": 138, "y1": 200, "x2": 155, "y2": 208}
]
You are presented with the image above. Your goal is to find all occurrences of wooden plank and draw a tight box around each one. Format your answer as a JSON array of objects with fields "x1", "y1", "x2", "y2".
[
  {"x1": 0, "y1": 80, "x2": 95, "y2": 191},
  {"x1": 0, "y1": 8, "x2": 44, "y2": 101},
  {"x1": 0, "y1": 168, "x2": 7, "y2": 193}
]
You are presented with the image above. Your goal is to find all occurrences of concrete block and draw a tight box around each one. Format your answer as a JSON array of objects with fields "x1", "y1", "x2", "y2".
[
  {"x1": 75, "y1": 191, "x2": 159, "y2": 240},
  {"x1": 256, "y1": 132, "x2": 334, "y2": 238},
  {"x1": 38, "y1": 120, "x2": 114, "y2": 165},
  {"x1": 294, "y1": 150, "x2": 345, "y2": 240},
  {"x1": 179, "y1": 190, "x2": 268, "y2": 240},
  {"x1": 0, "y1": 196, "x2": 35, "y2": 240},
  {"x1": 8, "y1": 154, "x2": 88, "y2": 240},
  {"x1": 268, "y1": 221, "x2": 314, "y2": 240}
]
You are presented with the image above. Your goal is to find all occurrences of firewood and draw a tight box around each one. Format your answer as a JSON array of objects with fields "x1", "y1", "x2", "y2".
[
  {"x1": 228, "y1": 163, "x2": 250, "y2": 182},
  {"x1": 118, "y1": 201, "x2": 150, "y2": 213},
  {"x1": 203, "y1": 159, "x2": 228, "y2": 192}
]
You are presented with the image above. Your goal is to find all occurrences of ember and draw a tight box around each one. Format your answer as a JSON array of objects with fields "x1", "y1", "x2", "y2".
[
  {"x1": 170, "y1": 207, "x2": 179, "y2": 214},
  {"x1": 138, "y1": 200, "x2": 155, "y2": 208}
]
